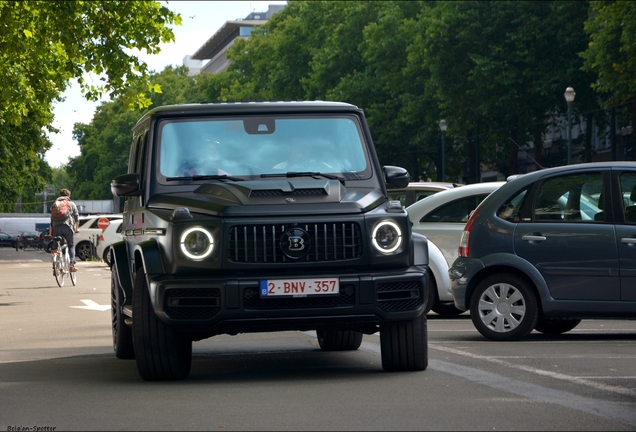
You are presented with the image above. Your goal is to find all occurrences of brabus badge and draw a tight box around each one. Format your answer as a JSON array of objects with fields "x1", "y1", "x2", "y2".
[
  {"x1": 280, "y1": 227, "x2": 311, "y2": 259},
  {"x1": 285, "y1": 197, "x2": 296, "y2": 203}
]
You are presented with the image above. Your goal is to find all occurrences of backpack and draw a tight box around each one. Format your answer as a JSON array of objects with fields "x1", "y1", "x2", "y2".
[{"x1": 51, "y1": 197, "x2": 71, "y2": 221}]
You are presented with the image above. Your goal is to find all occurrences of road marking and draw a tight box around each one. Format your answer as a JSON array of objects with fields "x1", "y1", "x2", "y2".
[
  {"x1": 430, "y1": 359, "x2": 636, "y2": 427},
  {"x1": 429, "y1": 343, "x2": 636, "y2": 397},
  {"x1": 70, "y1": 299, "x2": 110, "y2": 311},
  {"x1": 354, "y1": 338, "x2": 636, "y2": 427}
]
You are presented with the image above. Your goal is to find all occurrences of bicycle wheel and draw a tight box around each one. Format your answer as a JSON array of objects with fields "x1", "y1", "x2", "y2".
[
  {"x1": 54, "y1": 254, "x2": 65, "y2": 287},
  {"x1": 69, "y1": 253, "x2": 77, "y2": 286}
]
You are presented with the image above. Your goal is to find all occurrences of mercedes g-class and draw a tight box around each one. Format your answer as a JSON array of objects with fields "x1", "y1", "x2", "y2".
[{"x1": 110, "y1": 101, "x2": 429, "y2": 380}]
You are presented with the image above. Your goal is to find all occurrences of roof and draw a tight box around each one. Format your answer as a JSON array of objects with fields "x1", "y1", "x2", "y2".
[{"x1": 133, "y1": 101, "x2": 363, "y2": 130}]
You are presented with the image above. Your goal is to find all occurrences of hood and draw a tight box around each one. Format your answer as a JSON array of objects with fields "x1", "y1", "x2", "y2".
[{"x1": 147, "y1": 179, "x2": 385, "y2": 217}]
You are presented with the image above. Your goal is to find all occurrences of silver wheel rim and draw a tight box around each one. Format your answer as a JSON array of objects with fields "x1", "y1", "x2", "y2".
[{"x1": 477, "y1": 282, "x2": 526, "y2": 333}]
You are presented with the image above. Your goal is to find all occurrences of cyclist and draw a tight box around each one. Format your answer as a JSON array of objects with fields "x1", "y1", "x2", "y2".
[{"x1": 49, "y1": 188, "x2": 80, "y2": 272}]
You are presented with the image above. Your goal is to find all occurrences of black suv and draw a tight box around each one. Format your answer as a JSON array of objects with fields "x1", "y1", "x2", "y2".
[{"x1": 110, "y1": 101, "x2": 429, "y2": 380}]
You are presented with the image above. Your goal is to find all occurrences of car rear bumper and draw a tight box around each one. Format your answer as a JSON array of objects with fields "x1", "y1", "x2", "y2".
[{"x1": 448, "y1": 257, "x2": 485, "y2": 311}]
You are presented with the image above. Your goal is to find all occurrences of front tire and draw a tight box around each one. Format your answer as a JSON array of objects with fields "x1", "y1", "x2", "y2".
[
  {"x1": 534, "y1": 317, "x2": 581, "y2": 335},
  {"x1": 470, "y1": 273, "x2": 538, "y2": 341},
  {"x1": 316, "y1": 330, "x2": 363, "y2": 351},
  {"x1": 380, "y1": 313, "x2": 428, "y2": 371},
  {"x1": 111, "y1": 270, "x2": 134, "y2": 359},
  {"x1": 133, "y1": 268, "x2": 192, "y2": 380}
]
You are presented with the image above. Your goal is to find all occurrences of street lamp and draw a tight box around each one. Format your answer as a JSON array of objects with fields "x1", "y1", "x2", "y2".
[
  {"x1": 439, "y1": 119, "x2": 447, "y2": 181},
  {"x1": 564, "y1": 87, "x2": 576, "y2": 164}
]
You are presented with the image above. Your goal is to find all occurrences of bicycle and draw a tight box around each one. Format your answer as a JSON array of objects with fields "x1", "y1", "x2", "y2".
[{"x1": 51, "y1": 236, "x2": 77, "y2": 287}]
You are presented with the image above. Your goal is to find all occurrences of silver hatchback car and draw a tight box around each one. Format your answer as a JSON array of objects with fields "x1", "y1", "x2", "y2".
[
  {"x1": 449, "y1": 162, "x2": 636, "y2": 341},
  {"x1": 407, "y1": 182, "x2": 504, "y2": 315}
]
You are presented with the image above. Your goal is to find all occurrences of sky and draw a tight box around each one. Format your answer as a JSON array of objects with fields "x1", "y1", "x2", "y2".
[{"x1": 45, "y1": 1, "x2": 287, "y2": 168}]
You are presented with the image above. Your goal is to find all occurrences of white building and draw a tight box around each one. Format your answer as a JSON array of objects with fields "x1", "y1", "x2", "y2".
[{"x1": 187, "y1": 4, "x2": 285, "y2": 75}]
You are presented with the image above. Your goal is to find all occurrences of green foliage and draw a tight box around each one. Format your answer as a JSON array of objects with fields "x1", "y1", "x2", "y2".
[
  {"x1": 63, "y1": 0, "x2": 636, "y2": 193},
  {"x1": 0, "y1": 0, "x2": 179, "y2": 208},
  {"x1": 66, "y1": 67, "x2": 202, "y2": 199},
  {"x1": 582, "y1": 1, "x2": 636, "y2": 102}
]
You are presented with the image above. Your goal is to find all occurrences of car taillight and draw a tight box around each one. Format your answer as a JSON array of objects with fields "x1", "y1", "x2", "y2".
[{"x1": 458, "y1": 206, "x2": 481, "y2": 258}]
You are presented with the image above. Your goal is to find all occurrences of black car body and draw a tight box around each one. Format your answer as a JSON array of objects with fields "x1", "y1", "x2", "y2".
[
  {"x1": 449, "y1": 162, "x2": 636, "y2": 341},
  {"x1": 16, "y1": 231, "x2": 40, "y2": 250},
  {"x1": 110, "y1": 101, "x2": 429, "y2": 380},
  {"x1": 0, "y1": 232, "x2": 17, "y2": 248}
]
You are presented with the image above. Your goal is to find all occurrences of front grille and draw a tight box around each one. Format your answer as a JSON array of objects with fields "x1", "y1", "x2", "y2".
[
  {"x1": 228, "y1": 222, "x2": 363, "y2": 263},
  {"x1": 377, "y1": 281, "x2": 422, "y2": 312},
  {"x1": 243, "y1": 285, "x2": 355, "y2": 309},
  {"x1": 164, "y1": 288, "x2": 221, "y2": 320}
]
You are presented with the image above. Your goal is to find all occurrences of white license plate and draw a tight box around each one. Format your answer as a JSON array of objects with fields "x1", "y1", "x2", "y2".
[{"x1": 260, "y1": 278, "x2": 339, "y2": 297}]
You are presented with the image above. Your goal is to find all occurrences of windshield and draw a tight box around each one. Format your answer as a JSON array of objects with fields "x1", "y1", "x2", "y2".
[{"x1": 157, "y1": 115, "x2": 371, "y2": 182}]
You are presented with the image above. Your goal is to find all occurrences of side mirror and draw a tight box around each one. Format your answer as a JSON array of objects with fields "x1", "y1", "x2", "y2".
[
  {"x1": 383, "y1": 166, "x2": 410, "y2": 189},
  {"x1": 111, "y1": 173, "x2": 141, "y2": 197}
]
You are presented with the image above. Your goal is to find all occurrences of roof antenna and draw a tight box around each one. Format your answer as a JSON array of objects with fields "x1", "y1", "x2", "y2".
[{"x1": 509, "y1": 137, "x2": 544, "y2": 170}]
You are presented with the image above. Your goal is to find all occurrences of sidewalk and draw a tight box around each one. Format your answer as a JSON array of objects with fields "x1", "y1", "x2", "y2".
[{"x1": 0, "y1": 246, "x2": 107, "y2": 268}]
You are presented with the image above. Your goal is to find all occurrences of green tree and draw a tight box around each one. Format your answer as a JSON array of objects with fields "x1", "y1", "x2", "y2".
[
  {"x1": 416, "y1": 1, "x2": 594, "y2": 178},
  {"x1": 581, "y1": 0, "x2": 636, "y2": 159},
  {"x1": 67, "y1": 67, "x2": 199, "y2": 198},
  {"x1": 0, "y1": 0, "x2": 180, "y2": 208}
]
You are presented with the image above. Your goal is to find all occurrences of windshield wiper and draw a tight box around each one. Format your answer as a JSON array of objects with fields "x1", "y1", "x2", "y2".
[
  {"x1": 166, "y1": 174, "x2": 244, "y2": 182},
  {"x1": 261, "y1": 172, "x2": 345, "y2": 184}
]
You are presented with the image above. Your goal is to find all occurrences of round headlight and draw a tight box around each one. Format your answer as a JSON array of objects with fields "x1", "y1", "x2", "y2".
[
  {"x1": 180, "y1": 228, "x2": 214, "y2": 260},
  {"x1": 372, "y1": 221, "x2": 402, "y2": 254}
]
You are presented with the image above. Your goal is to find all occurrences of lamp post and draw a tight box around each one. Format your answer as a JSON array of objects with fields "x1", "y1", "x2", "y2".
[
  {"x1": 439, "y1": 119, "x2": 447, "y2": 181},
  {"x1": 564, "y1": 87, "x2": 576, "y2": 165}
]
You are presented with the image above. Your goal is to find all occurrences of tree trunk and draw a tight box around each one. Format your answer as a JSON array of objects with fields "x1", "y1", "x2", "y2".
[
  {"x1": 533, "y1": 124, "x2": 543, "y2": 170},
  {"x1": 630, "y1": 101, "x2": 636, "y2": 161},
  {"x1": 509, "y1": 120, "x2": 519, "y2": 175},
  {"x1": 585, "y1": 113, "x2": 594, "y2": 162}
]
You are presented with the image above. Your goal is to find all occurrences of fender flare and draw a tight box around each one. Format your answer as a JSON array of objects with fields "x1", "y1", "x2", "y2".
[
  {"x1": 110, "y1": 240, "x2": 133, "y2": 302},
  {"x1": 472, "y1": 252, "x2": 551, "y2": 305},
  {"x1": 133, "y1": 239, "x2": 165, "y2": 313},
  {"x1": 411, "y1": 232, "x2": 429, "y2": 266},
  {"x1": 133, "y1": 239, "x2": 165, "y2": 277}
]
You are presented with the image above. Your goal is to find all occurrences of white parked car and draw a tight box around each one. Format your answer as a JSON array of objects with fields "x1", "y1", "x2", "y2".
[
  {"x1": 407, "y1": 182, "x2": 505, "y2": 315},
  {"x1": 387, "y1": 181, "x2": 460, "y2": 207},
  {"x1": 74, "y1": 214, "x2": 123, "y2": 261},
  {"x1": 96, "y1": 219, "x2": 123, "y2": 265}
]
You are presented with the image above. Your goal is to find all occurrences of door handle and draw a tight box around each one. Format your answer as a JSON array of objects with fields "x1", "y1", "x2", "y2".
[
  {"x1": 620, "y1": 237, "x2": 636, "y2": 244},
  {"x1": 522, "y1": 234, "x2": 547, "y2": 242}
]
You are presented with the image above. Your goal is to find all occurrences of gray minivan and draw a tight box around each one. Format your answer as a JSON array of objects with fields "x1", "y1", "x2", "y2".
[{"x1": 449, "y1": 162, "x2": 636, "y2": 341}]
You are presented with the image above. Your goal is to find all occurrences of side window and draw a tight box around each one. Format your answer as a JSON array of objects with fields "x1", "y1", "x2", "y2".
[
  {"x1": 127, "y1": 136, "x2": 137, "y2": 174},
  {"x1": 414, "y1": 190, "x2": 438, "y2": 202},
  {"x1": 533, "y1": 172, "x2": 603, "y2": 222},
  {"x1": 136, "y1": 131, "x2": 148, "y2": 184},
  {"x1": 619, "y1": 172, "x2": 636, "y2": 223},
  {"x1": 421, "y1": 194, "x2": 490, "y2": 223},
  {"x1": 497, "y1": 187, "x2": 529, "y2": 222},
  {"x1": 132, "y1": 135, "x2": 143, "y2": 174}
]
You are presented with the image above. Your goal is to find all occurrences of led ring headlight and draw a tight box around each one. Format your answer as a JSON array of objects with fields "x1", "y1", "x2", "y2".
[
  {"x1": 372, "y1": 220, "x2": 402, "y2": 254},
  {"x1": 180, "y1": 227, "x2": 214, "y2": 260}
]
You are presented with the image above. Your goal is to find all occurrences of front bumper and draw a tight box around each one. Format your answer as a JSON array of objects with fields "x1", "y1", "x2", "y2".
[{"x1": 146, "y1": 267, "x2": 427, "y2": 336}]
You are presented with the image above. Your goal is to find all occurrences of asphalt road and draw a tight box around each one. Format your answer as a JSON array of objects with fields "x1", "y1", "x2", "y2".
[{"x1": 1, "y1": 247, "x2": 635, "y2": 431}]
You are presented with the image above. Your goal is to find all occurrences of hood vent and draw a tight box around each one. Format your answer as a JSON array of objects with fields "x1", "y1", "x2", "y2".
[{"x1": 249, "y1": 188, "x2": 327, "y2": 197}]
